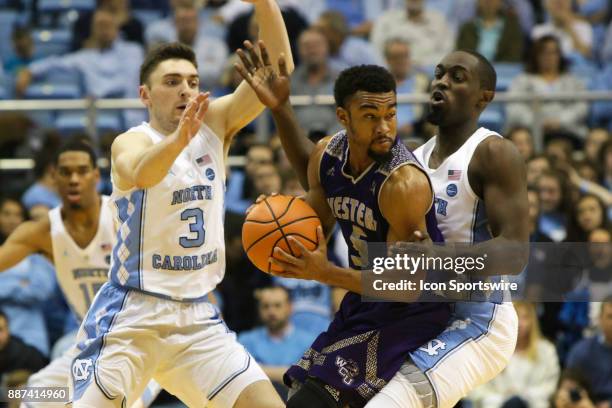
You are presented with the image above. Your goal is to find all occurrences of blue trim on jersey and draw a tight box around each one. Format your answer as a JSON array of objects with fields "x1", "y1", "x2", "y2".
[
  {"x1": 72, "y1": 282, "x2": 129, "y2": 402},
  {"x1": 125, "y1": 190, "x2": 145, "y2": 289},
  {"x1": 409, "y1": 302, "x2": 498, "y2": 372},
  {"x1": 207, "y1": 347, "x2": 251, "y2": 400},
  {"x1": 110, "y1": 197, "x2": 129, "y2": 285},
  {"x1": 471, "y1": 200, "x2": 492, "y2": 243}
]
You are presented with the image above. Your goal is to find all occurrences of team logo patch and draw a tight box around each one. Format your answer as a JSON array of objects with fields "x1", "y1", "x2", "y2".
[
  {"x1": 72, "y1": 358, "x2": 93, "y2": 381},
  {"x1": 419, "y1": 339, "x2": 447, "y2": 356},
  {"x1": 206, "y1": 168, "x2": 215, "y2": 181},
  {"x1": 335, "y1": 356, "x2": 359, "y2": 386},
  {"x1": 446, "y1": 183, "x2": 458, "y2": 197}
]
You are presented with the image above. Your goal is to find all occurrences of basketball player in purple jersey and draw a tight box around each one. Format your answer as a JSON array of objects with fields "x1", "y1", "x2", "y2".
[
  {"x1": 240, "y1": 45, "x2": 529, "y2": 408},
  {"x1": 236, "y1": 42, "x2": 451, "y2": 407}
]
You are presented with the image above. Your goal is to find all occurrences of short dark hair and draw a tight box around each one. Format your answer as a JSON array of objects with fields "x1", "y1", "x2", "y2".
[
  {"x1": 140, "y1": 42, "x2": 198, "y2": 85},
  {"x1": 527, "y1": 35, "x2": 568, "y2": 74},
  {"x1": 12, "y1": 25, "x2": 31, "y2": 41},
  {"x1": 333, "y1": 65, "x2": 396, "y2": 108},
  {"x1": 257, "y1": 285, "x2": 291, "y2": 302},
  {"x1": 457, "y1": 49, "x2": 497, "y2": 91},
  {"x1": 0, "y1": 309, "x2": 7, "y2": 324},
  {"x1": 55, "y1": 136, "x2": 98, "y2": 168}
]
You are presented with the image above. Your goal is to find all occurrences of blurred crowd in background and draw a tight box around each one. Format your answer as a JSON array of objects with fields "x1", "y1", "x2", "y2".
[{"x1": 0, "y1": 0, "x2": 612, "y2": 407}]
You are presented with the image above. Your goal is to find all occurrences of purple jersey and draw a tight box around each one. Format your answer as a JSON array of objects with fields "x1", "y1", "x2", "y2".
[{"x1": 284, "y1": 132, "x2": 450, "y2": 407}]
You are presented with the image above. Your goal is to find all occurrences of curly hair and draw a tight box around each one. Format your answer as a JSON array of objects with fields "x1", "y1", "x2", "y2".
[{"x1": 333, "y1": 65, "x2": 396, "y2": 108}]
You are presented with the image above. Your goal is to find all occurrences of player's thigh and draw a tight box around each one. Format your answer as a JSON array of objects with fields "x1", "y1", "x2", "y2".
[
  {"x1": 155, "y1": 318, "x2": 271, "y2": 408},
  {"x1": 365, "y1": 359, "x2": 430, "y2": 408},
  {"x1": 410, "y1": 303, "x2": 518, "y2": 408},
  {"x1": 71, "y1": 284, "x2": 162, "y2": 407},
  {"x1": 231, "y1": 379, "x2": 284, "y2": 408}
]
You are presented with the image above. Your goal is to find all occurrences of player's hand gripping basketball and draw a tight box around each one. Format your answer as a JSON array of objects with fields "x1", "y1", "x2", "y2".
[
  {"x1": 270, "y1": 225, "x2": 330, "y2": 281},
  {"x1": 172, "y1": 92, "x2": 210, "y2": 148},
  {"x1": 235, "y1": 40, "x2": 290, "y2": 110}
]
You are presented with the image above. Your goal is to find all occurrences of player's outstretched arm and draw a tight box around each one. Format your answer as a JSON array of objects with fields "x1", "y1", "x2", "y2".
[
  {"x1": 205, "y1": 0, "x2": 294, "y2": 148},
  {"x1": 0, "y1": 218, "x2": 52, "y2": 271},
  {"x1": 235, "y1": 40, "x2": 312, "y2": 188},
  {"x1": 112, "y1": 93, "x2": 209, "y2": 190}
]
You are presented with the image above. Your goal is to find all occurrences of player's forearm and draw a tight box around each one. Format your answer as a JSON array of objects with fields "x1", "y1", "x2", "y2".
[
  {"x1": 253, "y1": 0, "x2": 294, "y2": 73},
  {"x1": 270, "y1": 102, "x2": 313, "y2": 189},
  {"x1": 319, "y1": 263, "x2": 363, "y2": 294},
  {"x1": 129, "y1": 138, "x2": 185, "y2": 189},
  {"x1": 0, "y1": 244, "x2": 32, "y2": 272}
]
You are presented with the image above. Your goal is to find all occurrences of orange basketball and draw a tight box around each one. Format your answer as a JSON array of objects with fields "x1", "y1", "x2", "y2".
[{"x1": 242, "y1": 195, "x2": 321, "y2": 273}]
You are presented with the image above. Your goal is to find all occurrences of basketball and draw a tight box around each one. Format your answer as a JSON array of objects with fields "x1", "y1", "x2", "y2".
[{"x1": 242, "y1": 195, "x2": 322, "y2": 273}]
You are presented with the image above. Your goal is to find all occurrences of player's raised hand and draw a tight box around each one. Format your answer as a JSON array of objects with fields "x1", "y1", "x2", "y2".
[
  {"x1": 174, "y1": 92, "x2": 210, "y2": 147},
  {"x1": 235, "y1": 40, "x2": 290, "y2": 110}
]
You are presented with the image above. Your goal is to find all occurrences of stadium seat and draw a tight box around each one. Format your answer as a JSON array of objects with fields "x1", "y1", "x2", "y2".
[
  {"x1": 24, "y1": 82, "x2": 81, "y2": 99},
  {"x1": 0, "y1": 11, "x2": 19, "y2": 61},
  {"x1": 55, "y1": 111, "x2": 123, "y2": 134},
  {"x1": 32, "y1": 28, "x2": 71, "y2": 57},
  {"x1": 478, "y1": 104, "x2": 505, "y2": 133},
  {"x1": 133, "y1": 9, "x2": 163, "y2": 26},
  {"x1": 493, "y1": 63, "x2": 523, "y2": 91},
  {"x1": 38, "y1": 0, "x2": 95, "y2": 13}
]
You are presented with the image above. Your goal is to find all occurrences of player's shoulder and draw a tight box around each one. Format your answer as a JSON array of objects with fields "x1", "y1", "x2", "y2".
[
  {"x1": 473, "y1": 135, "x2": 523, "y2": 171},
  {"x1": 111, "y1": 130, "x2": 153, "y2": 156},
  {"x1": 11, "y1": 215, "x2": 52, "y2": 249},
  {"x1": 384, "y1": 164, "x2": 430, "y2": 191}
]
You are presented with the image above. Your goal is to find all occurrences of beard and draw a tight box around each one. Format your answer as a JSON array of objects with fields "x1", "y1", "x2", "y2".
[
  {"x1": 367, "y1": 147, "x2": 393, "y2": 164},
  {"x1": 426, "y1": 106, "x2": 445, "y2": 126}
]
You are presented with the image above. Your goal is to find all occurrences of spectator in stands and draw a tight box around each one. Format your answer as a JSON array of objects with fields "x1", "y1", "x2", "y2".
[
  {"x1": 21, "y1": 132, "x2": 61, "y2": 220},
  {"x1": 506, "y1": 35, "x2": 588, "y2": 140},
  {"x1": 552, "y1": 369, "x2": 598, "y2": 408},
  {"x1": 225, "y1": 144, "x2": 274, "y2": 214},
  {"x1": 586, "y1": 228, "x2": 611, "y2": 290},
  {"x1": 574, "y1": 161, "x2": 599, "y2": 183},
  {"x1": 531, "y1": 0, "x2": 593, "y2": 61},
  {"x1": 585, "y1": 128, "x2": 609, "y2": 164},
  {"x1": 15, "y1": 8, "x2": 143, "y2": 100},
  {"x1": 0, "y1": 309, "x2": 48, "y2": 379},
  {"x1": 71, "y1": 0, "x2": 144, "y2": 51},
  {"x1": 146, "y1": 0, "x2": 228, "y2": 90},
  {"x1": 528, "y1": 186, "x2": 554, "y2": 242},
  {"x1": 559, "y1": 163, "x2": 612, "y2": 208},
  {"x1": 468, "y1": 302, "x2": 559, "y2": 408},
  {"x1": 371, "y1": 0, "x2": 454, "y2": 70},
  {"x1": 456, "y1": 0, "x2": 524, "y2": 63},
  {"x1": 537, "y1": 170, "x2": 571, "y2": 241},
  {"x1": 238, "y1": 286, "x2": 315, "y2": 386},
  {"x1": 3, "y1": 26, "x2": 36, "y2": 78},
  {"x1": 602, "y1": 21, "x2": 612, "y2": 62},
  {"x1": 0, "y1": 198, "x2": 55, "y2": 357},
  {"x1": 575, "y1": 0, "x2": 608, "y2": 60},
  {"x1": 527, "y1": 154, "x2": 551, "y2": 186},
  {"x1": 508, "y1": 126, "x2": 535, "y2": 161},
  {"x1": 290, "y1": 28, "x2": 340, "y2": 140},
  {"x1": 566, "y1": 194, "x2": 608, "y2": 242},
  {"x1": 384, "y1": 38, "x2": 429, "y2": 139},
  {"x1": 565, "y1": 298, "x2": 612, "y2": 406},
  {"x1": 545, "y1": 136, "x2": 573, "y2": 167},
  {"x1": 314, "y1": 11, "x2": 384, "y2": 71},
  {"x1": 598, "y1": 139, "x2": 612, "y2": 190},
  {"x1": 253, "y1": 163, "x2": 282, "y2": 197}
]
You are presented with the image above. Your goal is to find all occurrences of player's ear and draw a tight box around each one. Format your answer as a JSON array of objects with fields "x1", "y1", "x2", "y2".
[
  {"x1": 139, "y1": 84, "x2": 151, "y2": 107},
  {"x1": 336, "y1": 107, "x2": 348, "y2": 126},
  {"x1": 478, "y1": 90, "x2": 495, "y2": 110}
]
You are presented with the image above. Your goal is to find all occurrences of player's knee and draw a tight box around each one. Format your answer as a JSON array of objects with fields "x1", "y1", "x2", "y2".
[{"x1": 286, "y1": 379, "x2": 341, "y2": 408}]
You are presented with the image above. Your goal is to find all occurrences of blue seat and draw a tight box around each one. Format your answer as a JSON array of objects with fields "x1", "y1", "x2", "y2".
[
  {"x1": 24, "y1": 82, "x2": 81, "y2": 99},
  {"x1": 32, "y1": 29, "x2": 71, "y2": 57},
  {"x1": 493, "y1": 63, "x2": 523, "y2": 91},
  {"x1": 38, "y1": 0, "x2": 95, "y2": 12},
  {"x1": 0, "y1": 11, "x2": 19, "y2": 61},
  {"x1": 55, "y1": 111, "x2": 123, "y2": 134},
  {"x1": 478, "y1": 104, "x2": 505, "y2": 133}
]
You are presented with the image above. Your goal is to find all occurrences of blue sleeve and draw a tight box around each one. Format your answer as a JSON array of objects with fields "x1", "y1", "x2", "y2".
[
  {"x1": 565, "y1": 339, "x2": 589, "y2": 369},
  {"x1": 0, "y1": 256, "x2": 56, "y2": 305}
]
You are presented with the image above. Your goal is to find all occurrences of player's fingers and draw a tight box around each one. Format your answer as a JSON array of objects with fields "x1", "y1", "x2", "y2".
[
  {"x1": 195, "y1": 94, "x2": 210, "y2": 121},
  {"x1": 244, "y1": 40, "x2": 263, "y2": 70},
  {"x1": 236, "y1": 48, "x2": 255, "y2": 74},
  {"x1": 255, "y1": 194, "x2": 267, "y2": 203},
  {"x1": 269, "y1": 257, "x2": 299, "y2": 274},
  {"x1": 316, "y1": 226, "x2": 326, "y2": 247},
  {"x1": 273, "y1": 247, "x2": 303, "y2": 266},
  {"x1": 413, "y1": 230, "x2": 430, "y2": 242},
  {"x1": 278, "y1": 53, "x2": 289, "y2": 78},
  {"x1": 259, "y1": 40, "x2": 272, "y2": 67},
  {"x1": 287, "y1": 237, "x2": 308, "y2": 255},
  {"x1": 234, "y1": 62, "x2": 254, "y2": 86}
]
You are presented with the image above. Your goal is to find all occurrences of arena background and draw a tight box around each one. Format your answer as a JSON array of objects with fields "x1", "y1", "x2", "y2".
[{"x1": 0, "y1": 0, "x2": 611, "y2": 407}]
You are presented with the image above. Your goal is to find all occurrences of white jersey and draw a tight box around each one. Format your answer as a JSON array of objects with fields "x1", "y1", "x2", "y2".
[
  {"x1": 49, "y1": 196, "x2": 114, "y2": 322},
  {"x1": 414, "y1": 127, "x2": 506, "y2": 303},
  {"x1": 109, "y1": 122, "x2": 226, "y2": 301}
]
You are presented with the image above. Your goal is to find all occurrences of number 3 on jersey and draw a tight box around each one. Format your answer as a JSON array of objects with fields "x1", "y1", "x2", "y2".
[{"x1": 180, "y1": 208, "x2": 205, "y2": 248}]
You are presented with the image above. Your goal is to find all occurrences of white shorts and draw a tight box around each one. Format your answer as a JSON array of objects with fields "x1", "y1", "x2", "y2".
[
  {"x1": 367, "y1": 302, "x2": 518, "y2": 408},
  {"x1": 69, "y1": 282, "x2": 268, "y2": 408}
]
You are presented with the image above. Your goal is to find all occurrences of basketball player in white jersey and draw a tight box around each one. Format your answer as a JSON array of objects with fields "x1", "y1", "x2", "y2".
[
  {"x1": 0, "y1": 138, "x2": 161, "y2": 408},
  {"x1": 68, "y1": 1, "x2": 293, "y2": 407},
  {"x1": 239, "y1": 48, "x2": 529, "y2": 407}
]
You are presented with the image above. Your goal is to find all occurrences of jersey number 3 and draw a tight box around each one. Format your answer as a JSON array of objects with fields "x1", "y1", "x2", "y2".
[{"x1": 179, "y1": 208, "x2": 205, "y2": 248}]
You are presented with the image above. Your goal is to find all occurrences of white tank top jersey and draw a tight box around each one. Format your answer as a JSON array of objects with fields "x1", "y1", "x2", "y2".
[
  {"x1": 109, "y1": 122, "x2": 226, "y2": 301},
  {"x1": 413, "y1": 127, "x2": 501, "y2": 244},
  {"x1": 49, "y1": 196, "x2": 114, "y2": 322}
]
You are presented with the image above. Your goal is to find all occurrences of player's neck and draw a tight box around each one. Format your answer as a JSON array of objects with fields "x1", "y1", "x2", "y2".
[
  {"x1": 149, "y1": 118, "x2": 175, "y2": 137},
  {"x1": 436, "y1": 120, "x2": 480, "y2": 159},
  {"x1": 64, "y1": 196, "x2": 101, "y2": 230},
  {"x1": 346, "y1": 142, "x2": 374, "y2": 178}
]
